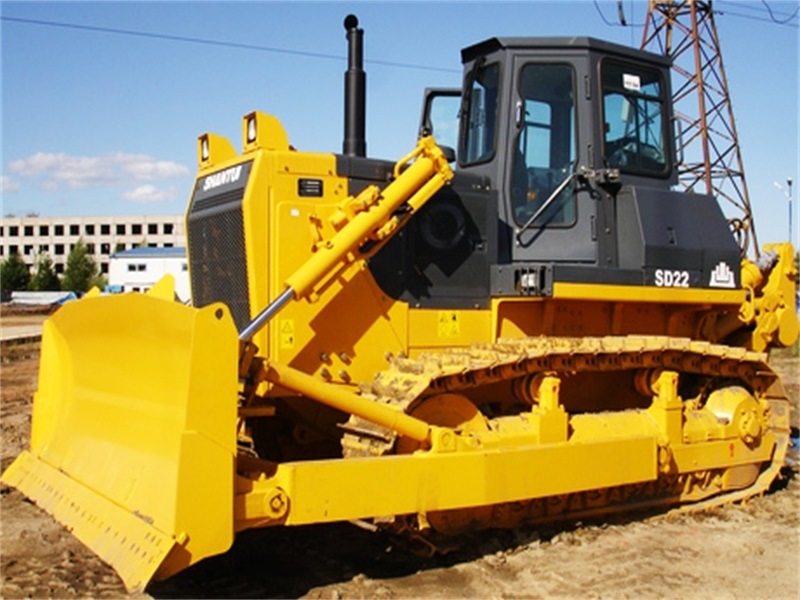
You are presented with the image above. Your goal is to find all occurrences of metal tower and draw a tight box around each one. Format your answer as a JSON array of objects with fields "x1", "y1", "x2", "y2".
[{"x1": 641, "y1": 0, "x2": 759, "y2": 255}]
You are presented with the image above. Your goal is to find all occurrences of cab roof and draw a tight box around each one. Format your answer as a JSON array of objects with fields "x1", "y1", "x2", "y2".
[{"x1": 461, "y1": 36, "x2": 672, "y2": 67}]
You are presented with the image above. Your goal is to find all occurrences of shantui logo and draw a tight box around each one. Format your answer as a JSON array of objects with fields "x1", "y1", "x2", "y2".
[
  {"x1": 202, "y1": 165, "x2": 243, "y2": 192},
  {"x1": 709, "y1": 261, "x2": 736, "y2": 288}
]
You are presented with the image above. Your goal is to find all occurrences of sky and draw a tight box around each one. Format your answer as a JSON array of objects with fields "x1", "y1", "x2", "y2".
[{"x1": 1, "y1": 0, "x2": 798, "y2": 249}]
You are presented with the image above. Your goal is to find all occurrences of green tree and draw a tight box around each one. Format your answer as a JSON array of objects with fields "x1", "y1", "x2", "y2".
[
  {"x1": 0, "y1": 252, "x2": 31, "y2": 292},
  {"x1": 91, "y1": 273, "x2": 109, "y2": 290},
  {"x1": 29, "y1": 252, "x2": 61, "y2": 291},
  {"x1": 61, "y1": 239, "x2": 100, "y2": 293}
]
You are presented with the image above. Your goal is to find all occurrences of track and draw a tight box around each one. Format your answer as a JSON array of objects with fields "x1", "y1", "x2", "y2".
[{"x1": 342, "y1": 336, "x2": 790, "y2": 540}]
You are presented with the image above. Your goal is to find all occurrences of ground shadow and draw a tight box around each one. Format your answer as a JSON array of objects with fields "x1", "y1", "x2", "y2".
[
  {"x1": 148, "y1": 432, "x2": 800, "y2": 599},
  {"x1": 148, "y1": 522, "x2": 428, "y2": 599},
  {"x1": 145, "y1": 465, "x2": 795, "y2": 600}
]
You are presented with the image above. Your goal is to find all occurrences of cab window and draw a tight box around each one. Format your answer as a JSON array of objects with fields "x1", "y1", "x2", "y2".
[
  {"x1": 512, "y1": 63, "x2": 576, "y2": 227},
  {"x1": 602, "y1": 61, "x2": 667, "y2": 175},
  {"x1": 461, "y1": 62, "x2": 500, "y2": 165},
  {"x1": 424, "y1": 92, "x2": 460, "y2": 157}
]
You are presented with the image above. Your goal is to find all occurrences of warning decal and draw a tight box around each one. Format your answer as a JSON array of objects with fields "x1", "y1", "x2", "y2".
[
  {"x1": 280, "y1": 319, "x2": 295, "y2": 349},
  {"x1": 437, "y1": 311, "x2": 461, "y2": 338}
]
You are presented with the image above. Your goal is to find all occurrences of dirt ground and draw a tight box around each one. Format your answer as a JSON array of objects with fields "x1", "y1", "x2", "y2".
[{"x1": 1, "y1": 317, "x2": 798, "y2": 599}]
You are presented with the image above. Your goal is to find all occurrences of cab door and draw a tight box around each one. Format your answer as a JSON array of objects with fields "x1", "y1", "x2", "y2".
[{"x1": 506, "y1": 56, "x2": 596, "y2": 264}]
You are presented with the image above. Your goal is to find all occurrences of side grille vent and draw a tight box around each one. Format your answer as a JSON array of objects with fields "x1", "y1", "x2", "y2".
[{"x1": 187, "y1": 162, "x2": 253, "y2": 332}]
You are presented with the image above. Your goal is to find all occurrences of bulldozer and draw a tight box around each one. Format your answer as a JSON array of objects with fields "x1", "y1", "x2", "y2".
[{"x1": 3, "y1": 15, "x2": 797, "y2": 592}]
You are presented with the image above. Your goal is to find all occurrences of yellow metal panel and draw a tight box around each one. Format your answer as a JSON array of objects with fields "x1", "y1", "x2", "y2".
[
  {"x1": 271, "y1": 193, "x2": 342, "y2": 291},
  {"x1": 269, "y1": 264, "x2": 408, "y2": 383},
  {"x1": 408, "y1": 308, "x2": 493, "y2": 351},
  {"x1": 568, "y1": 410, "x2": 660, "y2": 443},
  {"x1": 266, "y1": 186, "x2": 409, "y2": 382},
  {"x1": 492, "y1": 298, "x2": 545, "y2": 340},
  {"x1": 252, "y1": 436, "x2": 657, "y2": 526},
  {"x1": 242, "y1": 112, "x2": 290, "y2": 154},
  {"x1": 261, "y1": 151, "x2": 343, "y2": 364},
  {"x1": 552, "y1": 282, "x2": 745, "y2": 305},
  {"x1": 242, "y1": 151, "x2": 275, "y2": 353},
  {"x1": 276, "y1": 150, "x2": 342, "y2": 176},
  {"x1": 197, "y1": 132, "x2": 237, "y2": 169},
  {"x1": 671, "y1": 434, "x2": 776, "y2": 472}
]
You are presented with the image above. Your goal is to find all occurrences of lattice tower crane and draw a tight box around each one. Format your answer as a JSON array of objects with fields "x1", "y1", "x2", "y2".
[{"x1": 641, "y1": 0, "x2": 759, "y2": 256}]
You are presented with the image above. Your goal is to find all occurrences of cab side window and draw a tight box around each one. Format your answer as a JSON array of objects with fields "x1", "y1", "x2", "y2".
[
  {"x1": 461, "y1": 63, "x2": 500, "y2": 165},
  {"x1": 425, "y1": 92, "x2": 460, "y2": 157}
]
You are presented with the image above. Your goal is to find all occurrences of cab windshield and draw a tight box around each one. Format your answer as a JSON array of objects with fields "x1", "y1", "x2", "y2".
[{"x1": 602, "y1": 61, "x2": 668, "y2": 175}]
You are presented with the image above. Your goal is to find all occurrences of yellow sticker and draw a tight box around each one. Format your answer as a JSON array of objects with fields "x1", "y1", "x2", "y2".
[
  {"x1": 280, "y1": 319, "x2": 295, "y2": 349},
  {"x1": 437, "y1": 311, "x2": 460, "y2": 338}
]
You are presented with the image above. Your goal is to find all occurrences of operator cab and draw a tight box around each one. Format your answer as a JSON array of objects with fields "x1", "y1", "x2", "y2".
[{"x1": 369, "y1": 37, "x2": 741, "y2": 307}]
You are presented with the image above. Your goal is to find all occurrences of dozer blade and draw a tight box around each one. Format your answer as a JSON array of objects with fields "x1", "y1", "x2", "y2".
[{"x1": 1, "y1": 292, "x2": 239, "y2": 591}]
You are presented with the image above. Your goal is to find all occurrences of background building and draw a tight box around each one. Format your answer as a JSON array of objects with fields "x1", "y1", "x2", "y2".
[
  {"x1": 0, "y1": 215, "x2": 185, "y2": 276},
  {"x1": 108, "y1": 247, "x2": 190, "y2": 302}
]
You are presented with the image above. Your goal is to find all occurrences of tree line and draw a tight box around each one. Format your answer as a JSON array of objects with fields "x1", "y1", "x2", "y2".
[{"x1": 0, "y1": 239, "x2": 106, "y2": 294}]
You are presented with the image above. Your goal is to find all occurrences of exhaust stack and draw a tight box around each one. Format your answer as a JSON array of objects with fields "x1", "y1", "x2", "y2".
[{"x1": 343, "y1": 14, "x2": 366, "y2": 157}]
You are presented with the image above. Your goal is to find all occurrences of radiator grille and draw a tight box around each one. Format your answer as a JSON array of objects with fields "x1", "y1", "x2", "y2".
[
  {"x1": 187, "y1": 179, "x2": 251, "y2": 332},
  {"x1": 192, "y1": 187, "x2": 246, "y2": 214}
]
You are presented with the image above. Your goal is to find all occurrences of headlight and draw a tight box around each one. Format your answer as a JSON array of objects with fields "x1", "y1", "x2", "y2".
[{"x1": 246, "y1": 115, "x2": 257, "y2": 144}]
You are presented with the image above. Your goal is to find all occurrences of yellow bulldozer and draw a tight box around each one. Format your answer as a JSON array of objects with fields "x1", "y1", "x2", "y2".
[{"x1": 3, "y1": 15, "x2": 797, "y2": 592}]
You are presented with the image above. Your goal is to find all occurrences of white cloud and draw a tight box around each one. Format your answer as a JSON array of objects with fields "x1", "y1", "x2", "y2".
[
  {"x1": 0, "y1": 175, "x2": 20, "y2": 193},
  {"x1": 123, "y1": 158, "x2": 189, "y2": 180},
  {"x1": 7, "y1": 152, "x2": 189, "y2": 190},
  {"x1": 122, "y1": 184, "x2": 178, "y2": 203}
]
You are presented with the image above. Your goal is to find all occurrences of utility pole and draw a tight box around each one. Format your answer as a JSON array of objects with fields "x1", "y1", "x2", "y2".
[
  {"x1": 791, "y1": 178, "x2": 795, "y2": 248},
  {"x1": 774, "y1": 178, "x2": 793, "y2": 246},
  {"x1": 641, "y1": 0, "x2": 759, "y2": 257}
]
